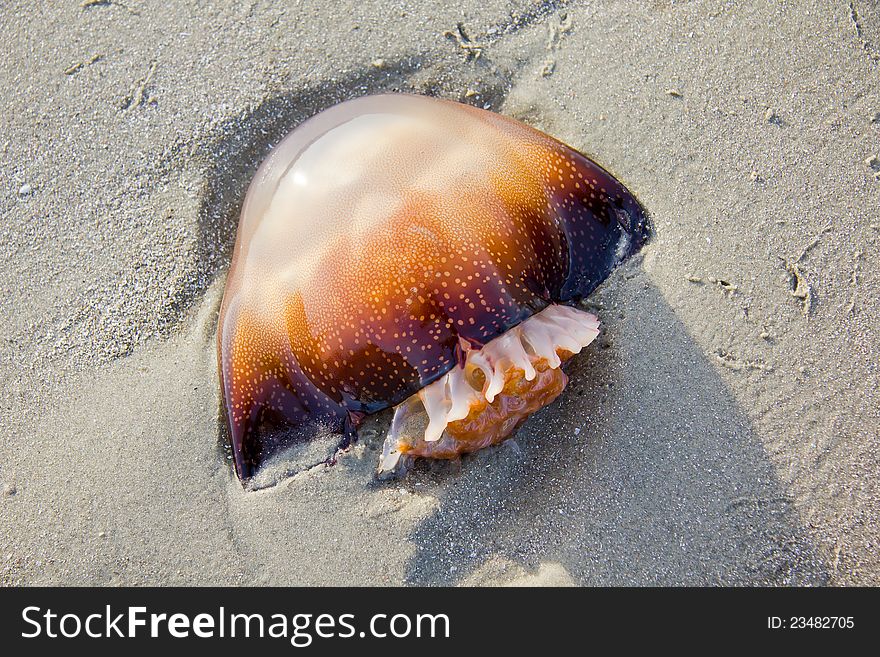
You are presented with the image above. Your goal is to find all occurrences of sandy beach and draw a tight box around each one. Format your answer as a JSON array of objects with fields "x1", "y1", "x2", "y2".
[{"x1": 1, "y1": 0, "x2": 878, "y2": 586}]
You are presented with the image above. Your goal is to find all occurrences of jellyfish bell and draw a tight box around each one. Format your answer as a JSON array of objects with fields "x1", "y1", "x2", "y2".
[{"x1": 217, "y1": 93, "x2": 650, "y2": 483}]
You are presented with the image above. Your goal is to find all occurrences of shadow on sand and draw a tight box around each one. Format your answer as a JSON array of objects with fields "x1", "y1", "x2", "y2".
[{"x1": 403, "y1": 278, "x2": 828, "y2": 585}]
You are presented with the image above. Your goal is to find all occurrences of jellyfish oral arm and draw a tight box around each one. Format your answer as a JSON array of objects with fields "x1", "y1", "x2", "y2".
[{"x1": 378, "y1": 303, "x2": 600, "y2": 475}]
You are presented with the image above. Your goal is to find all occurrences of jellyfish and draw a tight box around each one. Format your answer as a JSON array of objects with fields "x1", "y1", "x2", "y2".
[{"x1": 217, "y1": 93, "x2": 650, "y2": 482}]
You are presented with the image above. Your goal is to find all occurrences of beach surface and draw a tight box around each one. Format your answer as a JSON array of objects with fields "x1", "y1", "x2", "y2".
[{"x1": 1, "y1": 0, "x2": 878, "y2": 585}]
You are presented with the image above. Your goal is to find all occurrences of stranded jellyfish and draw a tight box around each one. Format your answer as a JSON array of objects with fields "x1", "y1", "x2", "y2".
[{"x1": 218, "y1": 93, "x2": 650, "y2": 483}]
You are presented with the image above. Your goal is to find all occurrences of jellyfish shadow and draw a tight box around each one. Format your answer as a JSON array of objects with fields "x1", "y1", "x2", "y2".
[{"x1": 403, "y1": 278, "x2": 829, "y2": 586}]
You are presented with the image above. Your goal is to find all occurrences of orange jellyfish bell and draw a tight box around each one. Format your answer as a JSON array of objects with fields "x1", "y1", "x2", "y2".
[{"x1": 218, "y1": 93, "x2": 650, "y2": 482}]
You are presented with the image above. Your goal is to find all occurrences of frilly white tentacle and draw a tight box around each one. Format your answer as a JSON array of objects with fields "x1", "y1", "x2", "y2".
[{"x1": 379, "y1": 304, "x2": 600, "y2": 473}]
